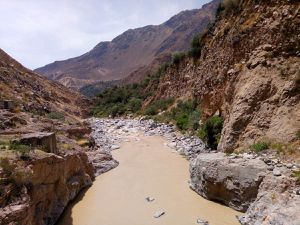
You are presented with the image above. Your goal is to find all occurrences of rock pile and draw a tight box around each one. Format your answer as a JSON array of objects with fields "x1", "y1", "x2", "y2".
[{"x1": 88, "y1": 118, "x2": 208, "y2": 160}]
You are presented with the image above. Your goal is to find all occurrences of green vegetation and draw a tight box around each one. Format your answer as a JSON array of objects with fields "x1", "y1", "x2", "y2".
[
  {"x1": 297, "y1": 130, "x2": 300, "y2": 140},
  {"x1": 172, "y1": 52, "x2": 186, "y2": 66},
  {"x1": 197, "y1": 116, "x2": 224, "y2": 149},
  {"x1": 250, "y1": 141, "x2": 269, "y2": 153},
  {"x1": 188, "y1": 34, "x2": 203, "y2": 59},
  {"x1": 144, "y1": 98, "x2": 174, "y2": 116},
  {"x1": 91, "y1": 64, "x2": 170, "y2": 117},
  {"x1": 91, "y1": 82, "x2": 149, "y2": 117},
  {"x1": 293, "y1": 170, "x2": 300, "y2": 185},
  {"x1": 9, "y1": 141, "x2": 31, "y2": 159},
  {"x1": 47, "y1": 112, "x2": 65, "y2": 121},
  {"x1": 217, "y1": 0, "x2": 241, "y2": 17},
  {"x1": 153, "y1": 100, "x2": 201, "y2": 132},
  {"x1": 80, "y1": 80, "x2": 120, "y2": 97}
]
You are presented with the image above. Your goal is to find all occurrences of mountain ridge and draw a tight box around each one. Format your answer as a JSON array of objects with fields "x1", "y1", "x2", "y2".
[{"x1": 35, "y1": 0, "x2": 220, "y2": 89}]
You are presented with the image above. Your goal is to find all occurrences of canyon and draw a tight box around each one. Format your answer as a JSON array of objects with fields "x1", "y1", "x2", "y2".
[{"x1": 0, "y1": 0, "x2": 300, "y2": 224}]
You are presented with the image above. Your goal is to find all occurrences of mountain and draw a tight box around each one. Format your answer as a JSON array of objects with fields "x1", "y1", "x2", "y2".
[
  {"x1": 93, "y1": 0, "x2": 300, "y2": 152},
  {"x1": 35, "y1": 0, "x2": 220, "y2": 89},
  {"x1": 0, "y1": 48, "x2": 89, "y2": 118}
]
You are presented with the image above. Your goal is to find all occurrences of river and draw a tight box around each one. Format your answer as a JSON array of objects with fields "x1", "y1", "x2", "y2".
[{"x1": 57, "y1": 135, "x2": 241, "y2": 225}]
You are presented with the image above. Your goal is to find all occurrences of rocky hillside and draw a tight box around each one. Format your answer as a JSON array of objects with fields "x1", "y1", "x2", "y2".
[
  {"x1": 35, "y1": 0, "x2": 220, "y2": 89},
  {"x1": 0, "y1": 49, "x2": 89, "y2": 119},
  {"x1": 145, "y1": 0, "x2": 300, "y2": 152},
  {"x1": 0, "y1": 49, "x2": 118, "y2": 224}
]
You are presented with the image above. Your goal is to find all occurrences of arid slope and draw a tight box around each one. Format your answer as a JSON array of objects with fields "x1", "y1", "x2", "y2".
[{"x1": 35, "y1": 0, "x2": 220, "y2": 88}]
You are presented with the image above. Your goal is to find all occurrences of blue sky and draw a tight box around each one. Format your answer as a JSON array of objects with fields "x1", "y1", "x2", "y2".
[{"x1": 0, "y1": 0, "x2": 211, "y2": 69}]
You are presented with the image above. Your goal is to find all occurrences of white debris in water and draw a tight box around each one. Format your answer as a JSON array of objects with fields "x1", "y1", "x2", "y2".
[
  {"x1": 154, "y1": 211, "x2": 165, "y2": 218},
  {"x1": 197, "y1": 218, "x2": 209, "y2": 224},
  {"x1": 145, "y1": 197, "x2": 155, "y2": 202}
]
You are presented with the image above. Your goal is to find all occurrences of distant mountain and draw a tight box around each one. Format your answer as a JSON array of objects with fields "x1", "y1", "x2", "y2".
[{"x1": 35, "y1": 0, "x2": 220, "y2": 89}]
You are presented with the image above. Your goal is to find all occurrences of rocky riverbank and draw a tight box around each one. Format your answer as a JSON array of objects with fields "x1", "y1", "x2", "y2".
[
  {"x1": 190, "y1": 152, "x2": 300, "y2": 224},
  {"x1": 0, "y1": 152, "x2": 95, "y2": 225},
  {"x1": 88, "y1": 118, "x2": 207, "y2": 161},
  {"x1": 89, "y1": 118, "x2": 300, "y2": 225}
]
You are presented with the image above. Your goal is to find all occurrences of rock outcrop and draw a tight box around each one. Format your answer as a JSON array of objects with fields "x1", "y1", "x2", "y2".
[
  {"x1": 190, "y1": 153, "x2": 268, "y2": 212},
  {"x1": 190, "y1": 151, "x2": 300, "y2": 224},
  {"x1": 0, "y1": 152, "x2": 94, "y2": 225},
  {"x1": 240, "y1": 173, "x2": 300, "y2": 225},
  {"x1": 18, "y1": 132, "x2": 58, "y2": 154},
  {"x1": 145, "y1": 0, "x2": 300, "y2": 152}
]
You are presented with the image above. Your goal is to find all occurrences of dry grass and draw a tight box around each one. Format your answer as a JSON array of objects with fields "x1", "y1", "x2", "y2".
[
  {"x1": 76, "y1": 139, "x2": 90, "y2": 147},
  {"x1": 240, "y1": 13, "x2": 259, "y2": 31},
  {"x1": 58, "y1": 143, "x2": 73, "y2": 151}
]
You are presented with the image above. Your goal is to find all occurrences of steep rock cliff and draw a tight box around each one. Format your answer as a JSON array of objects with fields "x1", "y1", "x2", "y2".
[
  {"x1": 147, "y1": 0, "x2": 300, "y2": 152},
  {"x1": 0, "y1": 152, "x2": 94, "y2": 225}
]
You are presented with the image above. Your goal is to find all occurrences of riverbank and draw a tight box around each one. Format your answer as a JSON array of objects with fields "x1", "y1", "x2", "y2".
[
  {"x1": 57, "y1": 134, "x2": 241, "y2": 225},
  {"x1": 86, "y1": 118, "x2": 300, "y2": 225}
]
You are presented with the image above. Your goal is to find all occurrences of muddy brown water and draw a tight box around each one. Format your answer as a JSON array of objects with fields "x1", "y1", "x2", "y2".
[{"x1": 57, "y1": 135, "x2": 242, "y2": 225}]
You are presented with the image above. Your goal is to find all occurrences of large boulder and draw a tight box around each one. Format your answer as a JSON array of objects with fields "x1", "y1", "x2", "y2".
[
  {"x1": 190, "y1": 153, "x2": 268, "y2": 212},
  {"x1": 19, "y1": 132, "x2": 58, "y2": 154},
  {"x1": 240, "y1": 174, "x2": 300, "y2": 225}
]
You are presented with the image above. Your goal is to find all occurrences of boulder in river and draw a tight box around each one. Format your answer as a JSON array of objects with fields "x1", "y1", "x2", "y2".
[{"x1": 190, "y1": 153, "x2": 268, "y2": 212}]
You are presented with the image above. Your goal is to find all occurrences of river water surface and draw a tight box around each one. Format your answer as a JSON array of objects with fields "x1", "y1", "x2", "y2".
[{"x1": 57, "y1": 135, "x2": 241, "y2": 225}]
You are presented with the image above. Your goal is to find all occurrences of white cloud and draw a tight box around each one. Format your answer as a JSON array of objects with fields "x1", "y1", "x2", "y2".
[{"x1": 0, "y1": 0, "x2": 211, "y2": 69}]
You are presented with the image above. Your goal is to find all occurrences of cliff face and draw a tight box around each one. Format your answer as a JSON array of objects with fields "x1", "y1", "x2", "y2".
[
  {"x1": 0, "y1": 49, "x2": 101, "y2": 225},
  {"x1": 35, "y1": 0, "x2": 220, "y2": 89},
  {"x1": 147, "y1": 0, "x2": 300, "y2": 152},
  {"x1": 0, "y1": 152, "x2": 94, "y2": 225}
]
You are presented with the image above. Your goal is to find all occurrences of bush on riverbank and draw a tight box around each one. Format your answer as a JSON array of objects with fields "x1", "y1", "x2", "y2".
[
  {"x1": 143, "y1": 98, "x2": 174, "y2": 115},
  {"x1": 151, "y1": 100, "x2": 201, "y2": 131},
  {"x1": 91, "y1": 64, "x2": 171, "y2": 117},
  {"x1": 197, "y1": 116, "x2": 224, "y2": 149}
]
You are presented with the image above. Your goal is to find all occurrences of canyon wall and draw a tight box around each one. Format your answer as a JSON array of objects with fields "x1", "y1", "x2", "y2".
[
  {"x1": 148, "y1": 0, "x2": 300, "y2": 152},
  {"x1": 0, "y1": 152, "x2": 94, "y2": 225}
]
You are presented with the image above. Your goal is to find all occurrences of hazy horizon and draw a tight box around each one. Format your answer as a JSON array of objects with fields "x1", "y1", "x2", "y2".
[{"x1": 0, "y1": 0, "x2": 211, "y2": 69}]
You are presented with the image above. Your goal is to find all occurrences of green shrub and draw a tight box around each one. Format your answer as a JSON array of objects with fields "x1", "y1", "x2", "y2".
[
  {"x1": 144, "y1": 98, "x2": 174, "y2": 116},
  {"x1": 217, "y1": 0, "x2": 241, "y2": 17},
  {"x1": 250, "y1": 141, "x2": 269, "y2": 153},
  {"x1": 155, "y1": 100, "x2": 201, "y2": 132},
  {"x1": 172, "y1": 52, "x2": 186, "y2": 66},
  {"x1": 126, "y1": 98, "x2": 142, "y2": 113},
  {"x1": 47, "y1": 112, "x2": 65, "y2": 121},
  {"x1": 198, "y1": 116, "x2": 224, "y2": 149},
  {"x1": 176, "y1": 113, "x2": 189, "y2": 130},
  {"x1": 297, "y1": 130, "x2": 300, "y2": 140},
  {"x1": 293, "y1": 170, "x2": 300, "y2": 185},
  {"x1": 188, "y1": 34, "x2": 203, "y2": 59},
  {"x1": 9, "y1": 141, "x2": 31, "y2": 159}
]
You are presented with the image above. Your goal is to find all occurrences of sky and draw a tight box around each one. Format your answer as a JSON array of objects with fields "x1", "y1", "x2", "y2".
[{"x1": 0, "y1": 0, "x2": 210, "y2": 69}]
